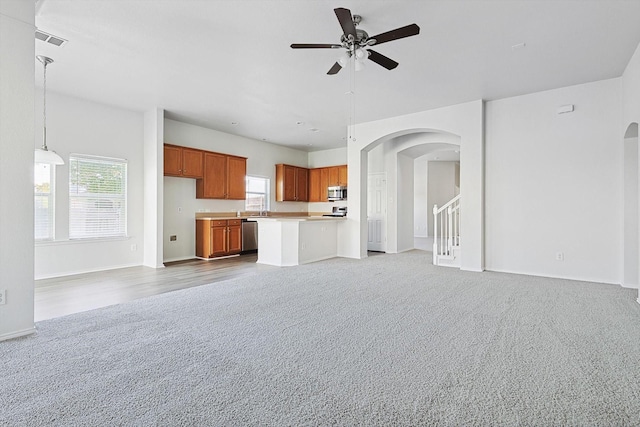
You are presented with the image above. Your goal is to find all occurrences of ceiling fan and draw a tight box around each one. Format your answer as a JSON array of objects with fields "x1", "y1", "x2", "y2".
[{"x1": 291, "y1": 7, "x2": 420, "y2": 75}]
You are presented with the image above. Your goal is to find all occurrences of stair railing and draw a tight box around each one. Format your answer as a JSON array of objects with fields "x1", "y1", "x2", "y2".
[{"x1": 433, "y1": 194, "x2": 461, "y2": 264}]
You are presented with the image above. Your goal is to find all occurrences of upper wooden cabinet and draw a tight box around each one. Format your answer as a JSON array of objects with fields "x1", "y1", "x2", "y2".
[
  {"x1": 337, "y1": 165, "x2": 347, "y2": 186},
  {"x1": 196, "y1": 152, "x2": 247, "y2": 200},
  {"x1": 308, "y1": 165, "x2": 347, "y2": 202},
  {"x1": 276, "y1": 164, "x2": 309, "y2": 202},
  {"x1": 164, "y1": 144, "x2": 204, "y2": 178},
  {"x1": 309, "y1": 168, "x2": 322, "y2": 202}
]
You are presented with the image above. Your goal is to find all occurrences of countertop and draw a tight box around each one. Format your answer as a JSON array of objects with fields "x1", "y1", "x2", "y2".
[{"x1": 195, "y1": 212, "x2": 342, "y2": 221}]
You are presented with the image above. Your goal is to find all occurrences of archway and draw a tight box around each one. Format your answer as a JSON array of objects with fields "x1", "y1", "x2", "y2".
[
  {"x1": 341, "y1": 99, "x2": 484, "y2": 272},
  {"x1": 623, "y1": 122, "x2": 639, "y2": 288},
  {"x1": 365, "y1": 131, "x2": 461, "y2": 254}
]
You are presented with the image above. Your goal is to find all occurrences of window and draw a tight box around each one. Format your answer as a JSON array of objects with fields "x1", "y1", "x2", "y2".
[
  {"x1": 245, "y1": 176, "x2": 270, "y2": 212},
  {"x1": 34, "y1": 163, "x2": 55, "y2": 240},
  {"x1": 69, "y1": 154, "x2": 127, "y2": 239}
]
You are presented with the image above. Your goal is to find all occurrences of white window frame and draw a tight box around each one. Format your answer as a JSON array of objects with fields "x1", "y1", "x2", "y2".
[
  {"x1": 245, "y1": 175, "x2": 270, "y2": 213},
  {"x1": 34, "y1": 162, "x2": 55, "y2": 241},
  {"x1": 69, "y1": 154, "x2": 128, "y2": 240}
]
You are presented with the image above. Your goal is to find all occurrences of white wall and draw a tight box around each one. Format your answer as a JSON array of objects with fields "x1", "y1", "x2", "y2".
[
  {"x1": 485, "y1": 78, "x2": 622, "y2": 284},
  {"x1": 143, "y1": 108, "x2": 164, "y2": 268},
  {"x1": 0, "y1": 0, "x2": 36, "y2": 340},
  {"x1": 308, "y1": 147, "x2": 346, "y2": 168},
  {"x1": 414, "y1": 158, "x2": 428, "y2": 238},
  {"x1": 622, "y1": 43, "x2": 640, "y2": 302},
  {"x1": 162, "y1": 119, "x2": 310, "y2": 262},
  {"x1": 397, "y1": 153, "x2": 414, "y2": 252},
  {"x1": 623, "y1": 43, "x2": 640, "y2": 131},
  {"x1": 34, "y1": 92, "x2": 145, "y2": 279},
  {"x1": 427, "y1": 161, "x2": 459, "y2": 237}
]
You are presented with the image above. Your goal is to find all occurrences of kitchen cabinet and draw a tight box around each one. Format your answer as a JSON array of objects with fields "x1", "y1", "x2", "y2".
[
  {"x1": 337, "y1": 165, "x2": 348, "y2": 186},
  {"x1": 196, "y1": 219, "x2": 242, "y2": 258},
  {"x1": 196, "y1": 152, "x2": 247, "y2": 200},
  {"x1": 275, "y1": 164, "x2": 308, "y2": 202},
  {"x1": 308, "y1": 168, "x2": 322, "y2": 202},
  {"x1": 164, "y1": 144, "x2": 204, "y2": 178},
  {"x1": 306, "y1": 165, "x2": 347, "y2": 202},
  {"x1": 327, "y1": 165, "x2": 347, "y2": 186}
]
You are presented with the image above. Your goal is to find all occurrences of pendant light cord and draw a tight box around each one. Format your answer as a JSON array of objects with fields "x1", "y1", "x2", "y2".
[{"x1": 42, "y1": 58, "x2": 48, "y2": 150}]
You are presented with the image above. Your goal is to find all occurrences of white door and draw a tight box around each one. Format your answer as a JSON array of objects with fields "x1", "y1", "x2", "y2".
[{"x1": 367, "y1": 172, "x2": 387, "y2": 252}]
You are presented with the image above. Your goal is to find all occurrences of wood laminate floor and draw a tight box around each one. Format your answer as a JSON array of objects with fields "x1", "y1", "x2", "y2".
[{"x1": 35, "y1": 254, "x2": 277, "y2": 322}]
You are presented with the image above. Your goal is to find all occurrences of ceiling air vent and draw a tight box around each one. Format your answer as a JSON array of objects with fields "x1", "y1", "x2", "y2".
[{"x1": 35, "y1": 29, "x2": 67, "y2": 47}]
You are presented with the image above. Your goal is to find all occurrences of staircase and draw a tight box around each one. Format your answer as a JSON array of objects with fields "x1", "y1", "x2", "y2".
[{"x1": 433, "y1": 194, "x2": 460, "y2": 267}]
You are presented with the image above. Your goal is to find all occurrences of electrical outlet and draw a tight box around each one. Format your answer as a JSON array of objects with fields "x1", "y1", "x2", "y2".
[
  {"x1": 130, "y1": 244, "x2": 137, "y2": 252},
  {"x1": 556, "y1": 252, "x2": 564, "y2": 261},
  {"x1": 177, "y1": 207, "x2": 183, "y2": 213},
  {"x1": 170, "y1": 235, "x2": 177, "y2": 241},
  {"x1": 0, "y1": 289, "x2": 6, "y2": 305}
]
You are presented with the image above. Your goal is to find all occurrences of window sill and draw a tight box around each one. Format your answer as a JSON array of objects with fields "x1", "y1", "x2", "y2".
[{"x1": 35, "y1": 236, "x2": 131, "y2": 246}]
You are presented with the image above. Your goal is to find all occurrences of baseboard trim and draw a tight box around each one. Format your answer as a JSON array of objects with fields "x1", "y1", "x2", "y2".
[
  {"x1": 35, "y1": 262, "x2": 142, "y2": 280},
  {"x1": 0, "y1": 326, "x2": 36, "y2": 342}
]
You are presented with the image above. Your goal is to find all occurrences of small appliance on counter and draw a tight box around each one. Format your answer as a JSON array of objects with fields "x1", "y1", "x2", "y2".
[
  {"x1": 323, "y1": 206, "x2": 347, "y2": 217},
  {"x1": 327, "y1": 185, "x2": 347, "y2": 201}
]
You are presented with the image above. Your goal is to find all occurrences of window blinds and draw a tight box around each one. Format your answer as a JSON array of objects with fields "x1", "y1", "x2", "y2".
[
  {"x1": 69, "y1": 154, "x2": 127, "y2": 239},
  {"x1": 34, "y1": 163, "x2": 54, "y2": 240}
]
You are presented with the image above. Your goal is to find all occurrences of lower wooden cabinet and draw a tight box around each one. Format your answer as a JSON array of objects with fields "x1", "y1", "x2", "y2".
[{"x1": 196, "y1": 219, "x2": 242, "y2": 258}]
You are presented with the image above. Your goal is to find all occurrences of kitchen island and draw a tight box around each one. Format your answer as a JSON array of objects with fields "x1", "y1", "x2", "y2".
[{"x1": 247, "y1": 216, "x2": 346, "y2": 267}]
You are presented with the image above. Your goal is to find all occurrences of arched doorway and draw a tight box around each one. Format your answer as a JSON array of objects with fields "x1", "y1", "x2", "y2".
[
  {"x1": 623, "y1": 122, "x2": 639, "y2": 288},
  {"x1": 365, "y1": 131, "x2": 460, "y2": 255},
  {"x1": 341, "y1": 100, "x2": 484, "y2": 272}
]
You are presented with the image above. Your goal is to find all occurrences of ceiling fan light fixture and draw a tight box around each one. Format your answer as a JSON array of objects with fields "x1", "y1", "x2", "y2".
[
  {"x1": 354, "y1": 47, "x2": 367, "y2": 60},
  {"x1": 338, "y1": 50, "x2": 350, "y2": 67}
]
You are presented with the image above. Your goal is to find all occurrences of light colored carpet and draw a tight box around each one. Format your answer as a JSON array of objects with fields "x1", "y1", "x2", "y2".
[{"x1": 2, "y1": 250, "x2": 640, "y2": 426}]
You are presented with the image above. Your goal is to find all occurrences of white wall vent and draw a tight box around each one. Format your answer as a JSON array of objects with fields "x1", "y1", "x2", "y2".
[{"x1": 35, "y1": 30, "x2": 67, "y2": 47}]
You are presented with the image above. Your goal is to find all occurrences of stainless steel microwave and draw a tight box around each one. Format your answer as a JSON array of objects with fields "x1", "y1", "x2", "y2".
[{"x1": 327, "y1": 185, "x2": 347, "y2": 201}]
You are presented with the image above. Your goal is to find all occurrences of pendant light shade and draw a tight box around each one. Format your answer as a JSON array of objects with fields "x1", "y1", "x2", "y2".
[{"x1": 36, "y1": 55, "x2": 64, "y2": 165}]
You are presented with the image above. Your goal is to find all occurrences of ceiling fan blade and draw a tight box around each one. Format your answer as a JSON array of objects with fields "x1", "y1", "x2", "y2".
[
  {"x1": 370, "y1": 23, "x2": 420, "y2": 45},
  {"x1": 367, "y1": 49, "x2": 399, "y2": 70},
  {"x1": 291, "y1": 43, "x2": 341, "y2": 49},
  {"x1": 327, "y1": 62, "x2": 342, "y2": 75},
  {"x1": 334, "y1": 7, "x2": 357, "y2": 40}
]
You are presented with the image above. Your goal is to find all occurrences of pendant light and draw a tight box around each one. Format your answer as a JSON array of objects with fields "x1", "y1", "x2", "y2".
[{"x1": 35, "y1": 55, "x2": 64, "y2": 165}]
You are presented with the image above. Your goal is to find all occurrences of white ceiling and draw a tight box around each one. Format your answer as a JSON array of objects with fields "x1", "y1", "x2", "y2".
[{"x1": 34, "y1": 0, "x2": 640, "y2": 152}]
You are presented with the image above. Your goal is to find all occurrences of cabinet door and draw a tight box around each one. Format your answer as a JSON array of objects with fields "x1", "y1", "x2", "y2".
[
  {"x1": 338, "y1": 165, "x2": 348, "y2": 185},
  {"x1": 227, "y1": 156, "x2": 247, "y2": 200},
  {"x1": 328, "y1": 167, "x2": 339, "y2": 187},
  {"x1": 164, "y1": 145, "x2": 182, "y2": 176},
  {"x1": 296, "y1": 167, "x2": 309, "y2": 202},
  {"x1": 181, "y1": 148, "x2": 204, "y2": 178},
  {"x1": 211, "y1": 225, "x2": 227, "y2": 257},
  {"x1": 227, "y1": 225, "x2": 242, "y2": 254},
  {"x1": 198, "y1": 152, "x2": 227, "y2": 199},
  {"x1": 195, "y1": 220, "x2": 210, "y2": 258},
  {"x1": 320, "y1": 168, "x2": 330, "y2": 202},
  {"x1": 283, "y1": 165, "x2": 297, "y2": 201},
  {"x1": 308, "y1": 168, "x2": 322, "y2": 202}
]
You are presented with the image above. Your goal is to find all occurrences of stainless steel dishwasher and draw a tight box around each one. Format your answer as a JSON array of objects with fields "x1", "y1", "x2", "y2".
[{"x1": 241, "y1": 219, "x2": 258, "y2": 252}]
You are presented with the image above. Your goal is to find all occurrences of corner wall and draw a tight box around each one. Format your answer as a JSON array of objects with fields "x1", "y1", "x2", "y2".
[{"x1": 0, "y1": 0, "x2": 35, "y2": 340}]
